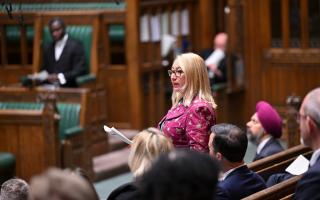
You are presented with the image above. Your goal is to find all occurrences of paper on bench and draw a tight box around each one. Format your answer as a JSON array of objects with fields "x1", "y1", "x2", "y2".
[
  {"x1": 285, "y1": 155, "x2": 310, "y2": 175},
  {"x1": 103, "y1": 125, "x2": 132, "y2": 145},
  {"x1": 27, "y1": 70, "x2": 49, "y2": 81}
]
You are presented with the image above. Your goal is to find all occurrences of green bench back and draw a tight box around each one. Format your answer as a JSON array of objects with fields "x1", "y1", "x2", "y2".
[{"x1": 0, "y1": 102, "x2": 80, "y2": 140}]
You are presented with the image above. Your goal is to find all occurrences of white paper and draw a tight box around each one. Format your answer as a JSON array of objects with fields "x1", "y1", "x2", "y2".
[
  {"x1": 205, "y1": 49, "x2": 225, "y2": 66},
  {"x1": 103, "y1": 125, "x2": 132, "y2": 145},
  {"x1": 161, "y1": 34, "x2": 176, "y2": 57},
  {"x1": 171, "y1": 10, "x2": 179, "y2": 36},
  {"x1": 285, "y1": 155, "x2": 310, "y2": 175},
  {"x1": 140, "y1": 14, "x2": 150, "y2": 42},
  {"x1": 151, "y1": 14, "x2": 161, "y2": 42},
  {"x1": 27, "y1": 70, "x2": 49, "y2": 81},
  {"x1": 181, "y1": 9, "x2": 189, "y2": 35},
  {"x1": 161, "y1": 12, "x2": 169, "y2": 36}
]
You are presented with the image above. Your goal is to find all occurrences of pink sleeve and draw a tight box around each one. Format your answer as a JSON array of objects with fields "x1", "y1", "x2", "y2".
[{"x1": 185, "y1": 104, "x2": 215, "y2": 153}]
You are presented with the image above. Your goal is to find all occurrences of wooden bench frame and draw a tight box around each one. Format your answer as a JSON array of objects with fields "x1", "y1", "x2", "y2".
[{"x1": 0, "y1": 101, "x2": 60, "y2": 181}]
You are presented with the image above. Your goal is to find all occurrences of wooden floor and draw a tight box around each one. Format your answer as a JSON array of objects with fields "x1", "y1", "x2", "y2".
[{"x1": 93, "y1": 129, "x2": 138, "y2": 181}]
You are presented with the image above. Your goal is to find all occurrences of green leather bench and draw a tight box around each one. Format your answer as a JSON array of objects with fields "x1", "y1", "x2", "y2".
[
  {"x1": 0, "y1": 102, "x2": 82, "y2": 140},
  {"x1": 0, "y1": 152, "x2": 15, "y2": 185}
]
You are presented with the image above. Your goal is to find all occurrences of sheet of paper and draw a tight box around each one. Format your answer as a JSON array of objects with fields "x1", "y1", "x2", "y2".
[
  {"x1": 161, "y1": 34, "x2": 176, "y2": 57},
  {"x1": 205, "y1": 49, "x2": 225, "y2": 66},
  {"x1": 161, "y1": 12, "x2": 169, "y2": 36},
  {"x1": 171, "y1": 10, "x2": 179, "y2": 36},
  {"x1": 140, "y1": 14, "x2": 150, "y2": 42},
  {"x1": 285, "y1": 155, "x2": 310, "y2": 175},
  {"x1": 181, "y1": 9, "x2": 189, "y2": 35},
  {"x1": 151, "y1": 14, "x2": 161, "y2": 42},
  {"x1": 103, "y1": 125, "x2": 132, "y2": 145}
]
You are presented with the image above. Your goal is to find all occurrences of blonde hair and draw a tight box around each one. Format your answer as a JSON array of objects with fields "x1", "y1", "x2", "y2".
[
  {"x1": 128, "y1": 127, "x2": 173, "y2": 177},
  {"x1": 171, "y1": 53, "x2": 217, "y2": 108}
]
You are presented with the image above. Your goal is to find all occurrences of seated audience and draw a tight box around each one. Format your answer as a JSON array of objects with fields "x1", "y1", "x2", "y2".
[
  {"x1": 28, "y1": 167, "x2": 98, "y2": 200},
  {"x1": 0, "y1": 178, "x2": 29, "y2": 200},
  {"x1": 247, "y1": 101, "x2": 284, "y2": 161},
  {"x1": 209, "y1": 123, "x2": 266, "y2": 199},
  {"x1": 294, "y1": 88, "x2": 320, "y2": 199},
  {"x1": 136, "y1": 150, "x2": 220, "y2": 200},
  {"x1": 107, "y1": 127, "x2": 173, "y2": 200}
]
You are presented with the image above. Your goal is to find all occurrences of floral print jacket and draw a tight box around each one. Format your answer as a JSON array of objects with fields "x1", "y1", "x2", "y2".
[{"x1": 158, "y1": 97, "x2": 216, "y2": 153}]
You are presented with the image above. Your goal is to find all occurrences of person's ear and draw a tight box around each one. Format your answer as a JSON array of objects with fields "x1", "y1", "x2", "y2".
[
  {"x1": 216, "y1": 152, "x2": 223, "y2": 161},
  {"x1": 307, "y1": 116, "x2": 317, "y2": 133}
]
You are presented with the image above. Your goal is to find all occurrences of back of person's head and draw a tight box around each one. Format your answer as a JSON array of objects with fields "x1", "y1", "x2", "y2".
[
  {"x1": 211, "y1": 123, "x2": 247, "y2": 162},
  {"x1": 303, "y1": 88, "x2": 320, "y2": 128},
  {"x1": 28, "y1": 168, "x2": 98, "y2": 200},
  {"x1": 137, "y1": 150, "x2": 220, "y2": 200},
  {"x1": 0, "y1": 178, "x2": 29, "y2": 200},
  {"x1": 172, "y1": 52, "x2": 216, "y2": 108},
  {"x1": 128, "y1": 127, "x2": 173, "y2": 177}
]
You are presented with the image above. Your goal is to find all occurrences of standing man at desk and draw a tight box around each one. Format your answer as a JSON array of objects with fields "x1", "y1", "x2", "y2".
[{"x1": 41, "y1": 17, "x2": 86, "y2": 87}]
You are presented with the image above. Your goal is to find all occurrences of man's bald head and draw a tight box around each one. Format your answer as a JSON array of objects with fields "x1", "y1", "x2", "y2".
[{"x1": 214, "y1": 32, "x2": 228, "y2": 51}]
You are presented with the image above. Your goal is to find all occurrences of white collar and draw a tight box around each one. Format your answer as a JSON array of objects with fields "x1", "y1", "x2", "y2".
[
  {"x1": 55, "y1": 34, "x2": 68, "y2": 46},
  {"x1": 310, "y1": 148, "x2": 320, "y2": 167},
  {"x1": 257, "y1": 136, "x2": 272, "y2": 154}
]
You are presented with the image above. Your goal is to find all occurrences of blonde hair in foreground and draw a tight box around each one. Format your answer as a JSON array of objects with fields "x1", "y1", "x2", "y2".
[
  {"x1": 171, "y1": 52, "x2": 217, "y2": 109},
  {"x1": 128, "y1": 127, "x2": 173, "y2": 177}
]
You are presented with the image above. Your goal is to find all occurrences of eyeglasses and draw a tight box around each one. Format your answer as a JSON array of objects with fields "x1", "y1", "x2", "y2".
[
  {"x1": 296, "y1": 113, "x2": 308, "y2": 124},
  {"x1": 168, "y1": 69, "x2": 184, "y2": 77}
]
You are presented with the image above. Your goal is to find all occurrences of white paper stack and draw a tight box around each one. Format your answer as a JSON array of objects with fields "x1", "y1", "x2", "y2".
[{"x1": 103, "y1": 125, "x2": 132, "y2": 145}]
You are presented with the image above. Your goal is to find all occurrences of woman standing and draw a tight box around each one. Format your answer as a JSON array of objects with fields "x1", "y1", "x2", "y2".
[{"x1": 159, "y1": 53, "x2": 217, "y2": 153}]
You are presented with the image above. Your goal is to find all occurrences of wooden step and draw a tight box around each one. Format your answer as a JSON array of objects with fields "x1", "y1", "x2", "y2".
[{"x1": 93, "y1": 147, "x2": 130, "y2": 182}]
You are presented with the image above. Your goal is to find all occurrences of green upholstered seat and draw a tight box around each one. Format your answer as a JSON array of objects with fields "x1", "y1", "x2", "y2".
[
  {"x1": 0, "y1": 152, "x2": 16, "y2": 185},
  {"x1": 4, "y1": 2, "x2": 125, "y2": 44},
  {"x1": 0, "y1": 102, "x2": 82, "y2": 140}
]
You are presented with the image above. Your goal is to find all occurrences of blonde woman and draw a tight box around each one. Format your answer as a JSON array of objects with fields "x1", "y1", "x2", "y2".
[
  {"x1": 107, "y1": 128, "x2": 173, "y2": 200},
  {"x1": 158, "y1": 53, "x2": 217, "y2": 153}
]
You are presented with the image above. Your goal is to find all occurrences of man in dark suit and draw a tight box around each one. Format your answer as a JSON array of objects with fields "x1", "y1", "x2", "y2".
[
  {"x1": 209, "y1": 123, "x2": 266, "y2": 199},
  {"x1": 247, "y1": 101, "x2": 284, "y2": 161},
  {"x1": 41, "y1": 18, "x2": 86, "y2": 87},
  {"x1": 294, "y1": 88, "x2": 320, "y2": 200}
]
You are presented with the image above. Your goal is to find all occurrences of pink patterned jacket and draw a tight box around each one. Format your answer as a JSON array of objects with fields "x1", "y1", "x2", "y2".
[{"x1": 158, "y1": 97, "x2": 216, "y2": 153}]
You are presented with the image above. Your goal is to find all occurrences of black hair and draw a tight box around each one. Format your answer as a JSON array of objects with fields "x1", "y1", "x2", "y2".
[
  {"x1": 48, "y1": 17, "x2": 66, "y2": 29},
  {"x1": 136, "y1": 149, "x2": 220, "y2": 200},
  {"x1": 211, "y1": 123, "x2": 247, "y2": 162}
]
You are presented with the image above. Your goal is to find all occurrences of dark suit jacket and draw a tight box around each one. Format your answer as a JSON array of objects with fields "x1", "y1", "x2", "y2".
[
  {"x1": 107, "y1": 182, "x2": 139, "y2": 200},
  {"x1": 215, "y1": 165, "x2": 266, "y2": 200},
  {"x1": 253, "y1": 137, "x2": 284, "y2": 161},
  {"x1": 294, "y1": 157, "x2": 320, "y2": 200},
  {"x1": 42, "y1": 36, "x2": 87, "y2": 87}
]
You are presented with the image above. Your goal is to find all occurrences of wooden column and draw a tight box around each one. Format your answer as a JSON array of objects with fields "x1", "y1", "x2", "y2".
[
  {"x1": 198, "y1": 0, "x2": 214, "y2": 49},
  {"x1": 126, "y1": 0, "x2": 143, "y2": 129}
]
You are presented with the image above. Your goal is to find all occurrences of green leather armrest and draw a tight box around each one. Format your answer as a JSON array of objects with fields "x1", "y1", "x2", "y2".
[
  {"x1": 64, "y1": 125, "x2": 84, "y2": 137},
  {"x1": 0, "y1": 152, "x2": 15, "y2": 169},
  {"x1": 76, "y1": 74, "x2": 96, "y2": 86}
]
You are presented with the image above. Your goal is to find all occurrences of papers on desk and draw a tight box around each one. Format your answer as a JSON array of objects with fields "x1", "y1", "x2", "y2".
[
  {"x1": 103, "y1": 125, "x2": 132, "y2": 145},
  {"x1": 27, "y1": 70, "x2": 48, "y2": 81},
  {"x1": 285, "y1": 155, "x2": 310, "y2": 175}
]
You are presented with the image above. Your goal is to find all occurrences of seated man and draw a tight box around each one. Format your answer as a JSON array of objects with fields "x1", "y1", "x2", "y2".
[
  {"x1": 0, "y1": 178, "x2": 29, "y2": 200},
  {"x1": 203, "y1": 32, "x2": 228, "y2": 86},
  {"x1": 209, "y1": 123, "x2": 266, "y2": 199},
  {"x1": 41, "y1": 17, "x2": 86, "y2": 87},
  {"x1": 247, "y1": 101, "x2": 284, "y2": 161},
  {"x1": 294, "y1": 88, "x2": 320, "y2": 199}
]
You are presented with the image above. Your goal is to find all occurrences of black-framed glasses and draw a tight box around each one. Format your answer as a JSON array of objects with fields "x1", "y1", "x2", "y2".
[{"x1": 168, "y1": 69, "x2": 184, "y2": 77}]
